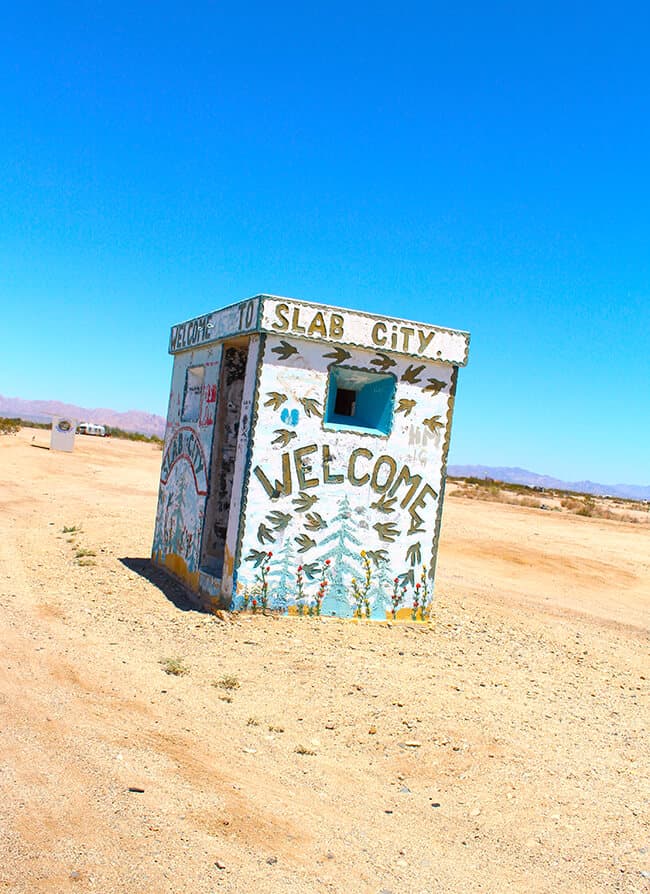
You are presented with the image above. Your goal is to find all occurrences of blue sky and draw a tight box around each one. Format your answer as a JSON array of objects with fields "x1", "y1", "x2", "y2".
[{"x1": 1, "y1": 2, "x2": 648, "y2": 485}]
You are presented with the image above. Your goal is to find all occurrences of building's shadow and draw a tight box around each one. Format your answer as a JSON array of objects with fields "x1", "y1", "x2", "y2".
[{"x1": 119, "y1": 557, "x2": 206, "y2": 614}]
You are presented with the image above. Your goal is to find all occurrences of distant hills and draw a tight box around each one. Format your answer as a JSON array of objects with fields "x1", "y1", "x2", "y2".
[
  {"x1": 0, "y1": 394, "x2": 165, "y2": 438},
  {"x1": 448, "y1": 465, "x2": 650, "y2": 502},
  {"x1": 3, "y1": 394, "x2": 648, "y2": 501}
]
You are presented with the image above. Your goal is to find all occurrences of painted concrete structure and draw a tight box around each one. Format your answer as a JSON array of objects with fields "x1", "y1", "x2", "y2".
[
  {"x1": 51, "y1": 416, "x2": 77, "y2": 452},
  {"x1": 152, "y1": 295, "x2": 470, "y2": 620}
]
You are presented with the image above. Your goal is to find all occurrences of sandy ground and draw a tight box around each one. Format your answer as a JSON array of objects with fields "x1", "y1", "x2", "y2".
[{"x1": 1, "y1": 428, "x2": 648, "y2": 894}]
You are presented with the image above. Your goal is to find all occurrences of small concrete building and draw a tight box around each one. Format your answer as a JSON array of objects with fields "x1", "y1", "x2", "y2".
[{"x1": 152, "y1": 295, "x2": 470, "y2": 619}]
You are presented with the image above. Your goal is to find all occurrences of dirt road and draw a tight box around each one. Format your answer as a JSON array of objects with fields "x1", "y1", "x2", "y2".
[{"x1": 1, "y1": 429, "x2": 648, "y2": 893}]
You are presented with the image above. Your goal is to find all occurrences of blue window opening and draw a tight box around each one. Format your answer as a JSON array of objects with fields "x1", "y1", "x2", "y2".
[{"x1": 324, "y1": 367, "x2": 396, "y2": 436}]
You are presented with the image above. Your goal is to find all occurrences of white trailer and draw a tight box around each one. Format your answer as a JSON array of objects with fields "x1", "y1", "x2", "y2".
[{"x1": 77, "y1": 422, "x2": 107, "y2": 437}]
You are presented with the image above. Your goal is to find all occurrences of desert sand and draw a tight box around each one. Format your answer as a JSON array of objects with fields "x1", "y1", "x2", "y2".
[{"x1": 1, "y1": 428, "x2": 648, "y2": 893}]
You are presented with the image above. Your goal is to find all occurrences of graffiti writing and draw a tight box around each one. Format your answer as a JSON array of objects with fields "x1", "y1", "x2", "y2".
[
  {"x1": 160, "y1": 426, "x2": 208, "y2": 495},
  {"x1": 170, "y1": 315, "x2": 213, "y2": 352}
]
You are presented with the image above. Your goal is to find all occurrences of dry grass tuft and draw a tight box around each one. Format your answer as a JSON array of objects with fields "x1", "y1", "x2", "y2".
[
  {"x1": 160, "y1": 657, "x2": 189, "y2": 676},
  {"x1": 213, "y1": 674, "x2": 240, "y2": 690},
  {"x1": 75, "y1": 548, "x2": 96, "y2": 558}
]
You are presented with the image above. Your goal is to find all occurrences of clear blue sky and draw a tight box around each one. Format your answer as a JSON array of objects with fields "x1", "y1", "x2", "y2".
[{"x1": 1, "y1": 2, "x2": 648, "y2": 485}]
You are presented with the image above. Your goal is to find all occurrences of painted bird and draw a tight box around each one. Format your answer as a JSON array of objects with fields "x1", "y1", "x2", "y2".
[
  {"x1": 272, "y1": 429, "x2": 298, "y2": 447},
  {"x1": 396, "y1": 398, "x2": 416, "y2": 416},
  {"x1": 365, "y1": 549, "x2": 389, "y2": 566},
  {"x1": 373, "y1": 521, "x2": 400, "y2": 543},
  {"x1": 322, "y1": 347, "x2": 352, "y2": 364},
  {"x1": 370, "y1": 352, "x2": 396, "y2": 372},
  {"x1": 401, "y1": 364, "x2": 425, "y2": 384},
  {"x1": 299, "y1": 397, "x2": 322, "y2": 418},
  {"x1": 295, "y1": 533, "x2": 317, "y2": 553},
  {"x1": 422, "y1": 415, "x2": 444, "y2": 436},
  {"x1": 292, "y1": 491, "x2": 319, "y2": 513},
  {"x1": 405, "y1": 542, "x2": 422, "y2": 566},
  {"x1": 264, "y1": 391, "x2": 288, "y2": 410},
  {"x1": 257, "y1": 523, "x2": 275, "y2": 545},
  {"x1": 304, "y1": 512, "x2": 327, "y2": 531},
  {"x1": 267, "y1": 510, "x2": 292, "y2": 530},
  {"x1": 271, "y1": 340, "x2": 299, "y2": 360},
  {"x1": 398, "y1": 569, "x2": 415, "y2": 588},
  {"x1": 423, "y1": 377, "x2": 446, "y2": 395},
  {"x1": 370, "y1": 495, "x2": 397, "y2": 514},
  {"x1": 246, "y1": 548, "x2": 269, "y2": 567},
  {"x1": 301, "y1": 562, "x2": 321, "y2": 579}
]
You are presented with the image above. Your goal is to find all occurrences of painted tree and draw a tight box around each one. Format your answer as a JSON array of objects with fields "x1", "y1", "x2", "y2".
[
  {"x1": 166, "y1": 472, "x2": 194, "y2": 566},
  {"x1": 152, "y1": 490, "x2": 168, "y2": 558},
  {"x1": 317, "y1": 495, "x2": 363, "y2": 613},
  {"x1": 368, "y1": 558, "x2": 394, "y2": 619},
  {"x1": 267, "y1": 536, "x2": 297, "y2": 611}
]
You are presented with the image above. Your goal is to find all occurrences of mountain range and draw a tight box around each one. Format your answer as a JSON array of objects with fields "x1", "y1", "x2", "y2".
[
  {"x1": 447, "y1": 465, "x2": 650, "y2": 502},
  {"x1": 0, "y1": 394, "x2": 166, "y2": 438},
  {"x1": 2, "y1": 394, "x2": 647, "y2": 501}
]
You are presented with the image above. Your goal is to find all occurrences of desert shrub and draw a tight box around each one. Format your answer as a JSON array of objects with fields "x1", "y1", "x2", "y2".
[
  {"x1": 214, "y1": 674, "x2": 240, "y2": 690},
  {"x1": 160, "y1": 657, "x2": 189, "y2": 676},
  {"x1": 576, "y1": 498, "x2": 596, "y2": 517},
  {"x1": 105, "y1": 426, "x2": 163, "y2": 445},
  {"x1": 561, "y1": 497, "x2": 583, "y2": 512},
  {"x1": 0, "y1": 417, "x2": 21, "y2": 435},
  {"x1": 2, "y1": 417, "x2": 49, "y2": 432},
  {"x1": 455, "y1": 485, "x2": 545, "y2": 511}
]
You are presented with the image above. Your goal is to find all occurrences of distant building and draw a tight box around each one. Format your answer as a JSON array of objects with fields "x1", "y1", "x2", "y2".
[{"x1": 152, "y1": 295, "x2": 470, "y2": 619}]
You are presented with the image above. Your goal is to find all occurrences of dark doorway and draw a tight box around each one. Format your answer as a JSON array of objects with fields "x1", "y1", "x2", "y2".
[{"x1": 200, "y1": 343, "x2": 249, "y2": 576}]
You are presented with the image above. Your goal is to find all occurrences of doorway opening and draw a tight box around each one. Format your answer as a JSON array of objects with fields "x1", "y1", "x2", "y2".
[{"x1": 200, "y1": 341, "x2": 249, "y2": 577}]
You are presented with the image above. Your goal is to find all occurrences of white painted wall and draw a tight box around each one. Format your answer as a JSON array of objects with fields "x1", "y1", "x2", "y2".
[{"x1": 234, "y1": 334, "x2": 456, "y2": 618}]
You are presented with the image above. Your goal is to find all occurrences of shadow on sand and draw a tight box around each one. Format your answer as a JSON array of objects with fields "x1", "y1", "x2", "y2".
[{"x1": 119, "y1": 557, "x2": 206, "y2": 614}]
